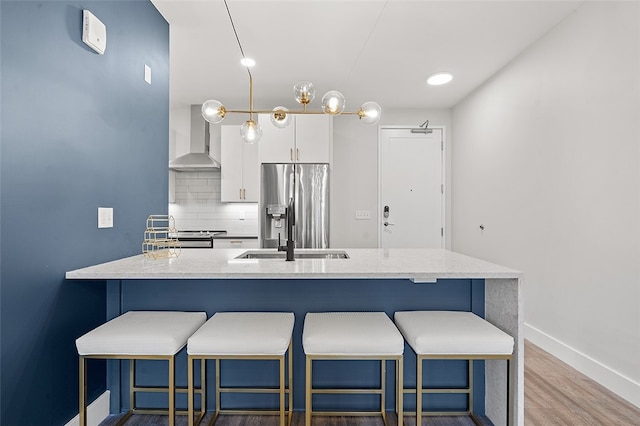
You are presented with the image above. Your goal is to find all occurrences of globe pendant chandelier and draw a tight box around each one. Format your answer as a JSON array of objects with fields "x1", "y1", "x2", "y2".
[{"x1": 201, "y1": 0, "x2": 382, "y2": 144}]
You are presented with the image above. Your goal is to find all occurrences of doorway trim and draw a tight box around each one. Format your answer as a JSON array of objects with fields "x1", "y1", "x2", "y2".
[{"x1": 377, "y1": 125, "x2": 447, "y2": 248}]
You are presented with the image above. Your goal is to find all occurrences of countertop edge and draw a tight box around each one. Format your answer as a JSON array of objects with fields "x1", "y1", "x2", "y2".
[{"x1": 65, "y1": 272, "x2": 522, "y2": 280}]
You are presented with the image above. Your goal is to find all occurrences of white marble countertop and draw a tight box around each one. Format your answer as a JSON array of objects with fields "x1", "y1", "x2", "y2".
[{"x1": 65, "y1": 248, "x2": 521, "y2": 281}]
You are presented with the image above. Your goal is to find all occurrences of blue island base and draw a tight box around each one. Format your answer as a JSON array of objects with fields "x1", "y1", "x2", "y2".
[{"x1": 104, "y1": 278, "x2": 486, "y2": 415}]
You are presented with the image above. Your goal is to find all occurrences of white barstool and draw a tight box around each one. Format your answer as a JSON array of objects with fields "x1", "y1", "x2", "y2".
[
  {"x1": 187, "y1": 312, "x2": 295, "y2": 426},
  {"x1": 394, "y1": 311, "x2": 514, "y2": 426},
  {"x1": 76, "y1": 311, "x2": 207, "y2": 426},
  {"x1": 302, "y1": 312, "x2": 404, "y2": 426}
]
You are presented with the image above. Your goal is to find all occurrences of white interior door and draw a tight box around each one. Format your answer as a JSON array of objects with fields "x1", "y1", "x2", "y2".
[{"x1": 379, "y1": 128, "x2": 444, "y2": 248}]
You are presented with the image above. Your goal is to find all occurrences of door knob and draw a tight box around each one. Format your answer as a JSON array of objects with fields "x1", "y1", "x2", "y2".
[{"x1": 383, "y1": 221, "x2": 395, "y2": 227}]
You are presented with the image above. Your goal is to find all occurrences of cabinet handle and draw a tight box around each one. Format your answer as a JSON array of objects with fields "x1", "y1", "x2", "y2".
[
  {"x1": 239, "y1": 188, "x2": 242, "y2": 199},
  {"x1": 242, "y1": 188, "x2": 246, "y2": 199},
  {"x1": 297, "y1": 148, "x2": 300, "y2": 161},
  {"x1": 230, "y1": 240, "x2": 242, "y2": 244},
  {"x1": 290, "y1": 148, "x2": 293, "y2": 161}
]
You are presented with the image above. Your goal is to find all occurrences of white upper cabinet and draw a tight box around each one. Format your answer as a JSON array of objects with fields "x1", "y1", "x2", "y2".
[
  {"x1": 258, "y1": 114, "x2": 332, "y2": 164},
  {"x1": 221, "y1": 125, "x2": 259, "y2": 202},
  {"x1": 258, "y1": 114, "x2": 295, "y2": 163},
  {"x1": 294, "y1": 114, "x2": 331, "y2": 163}
]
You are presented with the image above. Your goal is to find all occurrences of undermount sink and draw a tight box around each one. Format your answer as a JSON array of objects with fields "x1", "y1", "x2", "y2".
[{"x1": 235, "y1": 250, "x2": 350, "y2": 260}]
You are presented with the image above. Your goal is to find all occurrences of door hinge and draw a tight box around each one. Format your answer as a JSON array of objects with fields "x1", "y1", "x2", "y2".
[
  {"x1": 441, "y1": 184, "x2": 444, "y2": 194},
  {"x1": 441, "y1": 140, "x2": 444, "y2": 150},
  {"x1": 441, "y1": 227, "x2": 444, "y2": 237}
]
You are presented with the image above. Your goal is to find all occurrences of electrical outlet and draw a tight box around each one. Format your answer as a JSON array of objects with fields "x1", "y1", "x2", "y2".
[
  {"x1": 98, "y1": 207, "x2": 113, "y2": 228},
  {"x1": 355, "y1": 210, "x2": 371, "y2": 220}
]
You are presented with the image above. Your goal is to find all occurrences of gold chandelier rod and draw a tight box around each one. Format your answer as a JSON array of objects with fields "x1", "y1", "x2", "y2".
[{"x1": 224, "y1": 108, "x2": 361, "y2": 116}]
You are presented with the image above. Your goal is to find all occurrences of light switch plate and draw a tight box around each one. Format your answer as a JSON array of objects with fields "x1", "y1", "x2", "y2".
[
  {"x1": 98, "y1": 207, "x2": 113, "y2": 228},
  {"x1": 144, "y1": 64, "x2": 151, "y2": 84},
  {"x1": 355, "y1": 210, "x2": 371, "y2": 220}
]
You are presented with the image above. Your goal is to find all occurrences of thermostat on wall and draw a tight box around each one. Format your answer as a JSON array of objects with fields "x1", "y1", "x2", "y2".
[{"x1": 82, "y1": 10, "x2": 106, "y2": 55}]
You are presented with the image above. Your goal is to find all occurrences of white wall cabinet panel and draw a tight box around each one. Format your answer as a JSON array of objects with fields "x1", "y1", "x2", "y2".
[
  {"x1": 221, "y1": 126, "x2": 259, "y2": 202},
  {"x1": 294, "y1": 114, "x2": 331, "y2": 163},
  {"x1": 258, "y1": 114, "x2": 295, "y2": 163},
  {"x1": 243, "y1": 139, "x2": 259, "y2": 200},
  {"x1": 258, "y1": 114, "x2": 331, "y2": 164}
]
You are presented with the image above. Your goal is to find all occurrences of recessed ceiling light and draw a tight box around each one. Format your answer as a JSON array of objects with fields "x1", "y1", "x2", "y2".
[
  {"x1": 427, "y1": 72, "x2": 453, "y2": 86},
  {"x1": 240, "y1": 57, "x2": 255, "y2": 67}
]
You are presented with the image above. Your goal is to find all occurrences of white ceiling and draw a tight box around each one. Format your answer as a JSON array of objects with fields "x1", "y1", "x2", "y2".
[{"x1": 152, "y1": 0, "x2": 582, "y2": 113}]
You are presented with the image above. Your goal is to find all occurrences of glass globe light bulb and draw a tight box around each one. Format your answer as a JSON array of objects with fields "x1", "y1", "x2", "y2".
[
  {"x1": 270, "y1": 107, "x2": 291, "y2": 129},
  {"x1": 293, "y1": 81, "x2": 315, "y2": 105},
  {"x1": 240, "y1": 119, "x2": 262, "y2": 144},
  {"x1": 201, "y1": 100, "x2": 226, "y2": 124},
  {"x1": 321, "y1": 91, "x2": 346, "y2": 115},
  {"x1": 358, "y1": 101, "x2": 382, "y2": 124}
]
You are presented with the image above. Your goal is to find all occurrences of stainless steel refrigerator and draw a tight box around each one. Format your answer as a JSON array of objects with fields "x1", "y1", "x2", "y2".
[{"x1": 260, "y1": 163, "x2": 330, "y2": 249}]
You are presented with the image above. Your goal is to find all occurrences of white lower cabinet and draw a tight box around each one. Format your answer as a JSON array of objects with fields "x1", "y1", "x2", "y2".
[{"x1": 214, "y1": 238, "x2": 259, "y2": 249}]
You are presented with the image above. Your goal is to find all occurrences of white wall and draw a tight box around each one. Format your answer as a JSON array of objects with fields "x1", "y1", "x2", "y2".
[
  {"x1": 451, "y1": 1, "x2": 639, "y2": 406},
  {"x1": 332, "y1": 108, "x2": 451, "y2": 247}
]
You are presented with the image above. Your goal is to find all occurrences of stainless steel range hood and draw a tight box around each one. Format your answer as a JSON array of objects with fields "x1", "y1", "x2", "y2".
[{"x1": 169, "y1": 105, "x2": 221, "y2": 171}]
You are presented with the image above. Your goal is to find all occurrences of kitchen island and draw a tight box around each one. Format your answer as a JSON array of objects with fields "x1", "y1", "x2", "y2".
[{"x1": 66, "y1": 248, "x2": 523, "y2": 425}]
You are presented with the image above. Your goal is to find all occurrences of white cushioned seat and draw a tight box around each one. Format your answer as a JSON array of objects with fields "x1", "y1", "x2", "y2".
[
  {"x1": 303, "y1": 312, "x2": 404, "y2": 356},
  {"x1": 76, "y1": 311, "x2": 207, "y2": 356},
  {"x1": 187, "y1": 312, "x2": 295, "y2": 355},
  {"x1": 394, "y1": 311, "x2": 514, "y2": 355}
]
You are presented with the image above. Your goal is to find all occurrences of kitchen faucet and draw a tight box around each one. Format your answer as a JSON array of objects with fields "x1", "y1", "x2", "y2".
[{"x1": 278, "y1": 197, "x2": 295, "y2": 261}]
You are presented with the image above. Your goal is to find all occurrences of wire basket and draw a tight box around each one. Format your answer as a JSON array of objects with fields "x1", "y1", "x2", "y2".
[{"x1": 142, "y1": 215, "x2": 181, "y2": 259}]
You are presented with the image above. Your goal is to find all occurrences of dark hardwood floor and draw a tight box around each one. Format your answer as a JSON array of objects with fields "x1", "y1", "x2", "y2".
[
  {"x1": 99, "y1": 340, "x2": 640, "y2": 425},
  {"x1": 99, "y1": 412, "x2": 485, "y2": 426}
]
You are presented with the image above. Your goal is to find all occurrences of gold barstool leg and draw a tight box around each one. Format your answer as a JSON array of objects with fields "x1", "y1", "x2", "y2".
[
  {"x1": 201, "y1": 358, "x2": 207, "y2": 422},
  {"x1": 380, "y1": 360, "x2": 387, "y2": 426},
  {"x1": 507, "y1": 357, "x2": 512, "y2": 426},
  {"x1": 130, "y1": 360, "x2": 135, "y2": 414},
  {"x1": 215, "y1": 358, "x2": 221, "y2": 421},
  {"x1": 416, "y1": 355, "x2": 423, "y2": 426},
  {"x1": 188, "y1": 356, "x2": 194, "y2": 426},
  {"x1": 469, "y1": 359, "x2": 474, "y2": 416},
  {"x1": 305, "y1": 356, "x2": 312, "y2": 426},
  {"x1": 79, "y1": 356, "x2": 87, "y2": 426},
  {"x1": 279, "y1": 354, "x2": 285, "y2": 426},
  {"x1": 288, "y1": 342, "x2": 293, "y2": 425},
  {"x1": 169, "y1": 356, "x2": 175, "y2": 426},
  {"x1": 397, "y1": 356, "x2": 403, "y2": 426}
]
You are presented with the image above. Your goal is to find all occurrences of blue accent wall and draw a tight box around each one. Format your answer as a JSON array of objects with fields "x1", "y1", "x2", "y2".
[{"x1": 0, "y1": 1, "x2": 169, "y2": 424}]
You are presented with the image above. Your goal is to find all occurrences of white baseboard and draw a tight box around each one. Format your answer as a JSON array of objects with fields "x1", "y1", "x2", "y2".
[
  {"x1": 65, "y1": 391, "x2": 110, "y2": 426},
  {"x1": 525, "y1": 323, "x2": 640, "y2": 408}
]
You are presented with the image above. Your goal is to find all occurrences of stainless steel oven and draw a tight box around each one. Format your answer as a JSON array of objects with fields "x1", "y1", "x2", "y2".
[{"x1": 172, "y1": 230, "x2": 226, "y2": 249}]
